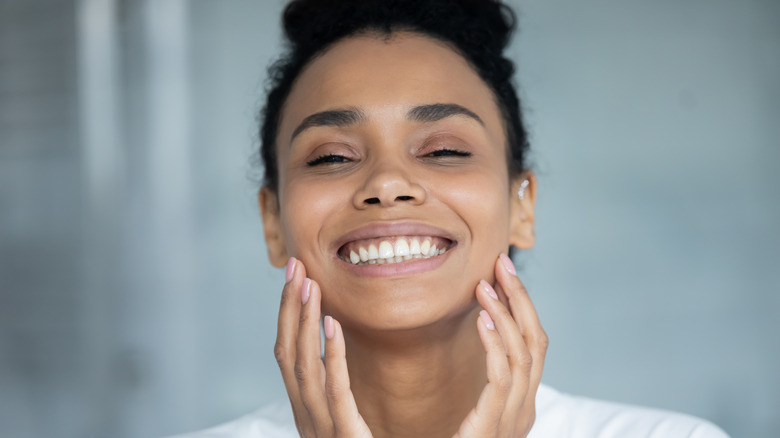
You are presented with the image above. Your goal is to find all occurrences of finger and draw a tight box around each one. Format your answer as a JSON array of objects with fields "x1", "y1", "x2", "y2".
[
  {"x1": 493, "y1": 254, "x2": 548, "y2": 389},
  {"x1": 476, "y1": 278, "x2": 534, "y2": 436},
  {"x1": 275, "y1": 258, "x2": 307, "y2": 366},
  {"x1": 476, "y1": 279, "x2": 533, "y2": 379},
  {"x1": 295, "y1": 278, "x2": 334, "y2": 435},
  {"x1": 324, "y1": 317, "x2": 373, "y2": 437},
  {"x1": 274, "y1": 258, "x2": 308, "y2": 410},
  {"x1": 456, "y1": 311, "x2": 511, "y2": 437}
]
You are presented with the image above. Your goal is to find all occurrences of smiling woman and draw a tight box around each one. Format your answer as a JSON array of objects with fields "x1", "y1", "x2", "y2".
[{"x1": 169, "y1": 1, "x2": 729, "y2": 437}]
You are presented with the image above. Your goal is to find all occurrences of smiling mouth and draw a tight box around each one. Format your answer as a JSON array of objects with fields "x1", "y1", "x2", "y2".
[{"x1": 338, "y1": 236, "x2": 453, "y2": 266}]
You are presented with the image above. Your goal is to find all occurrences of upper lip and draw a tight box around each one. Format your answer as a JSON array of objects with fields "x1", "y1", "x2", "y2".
[{"x1": 332, "y1": 221, "x2": 457, "y2": 254}]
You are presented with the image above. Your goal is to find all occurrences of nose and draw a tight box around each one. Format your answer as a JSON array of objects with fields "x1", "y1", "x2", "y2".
[{"x1": 352, "y1": 161, "x2": 426, "y2": 209}]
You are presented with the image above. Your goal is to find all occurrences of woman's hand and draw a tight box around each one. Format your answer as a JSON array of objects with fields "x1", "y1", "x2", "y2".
[
  {"x1": 274, "y1": 254, "x2": 547, "y2": 438},
  {"x1": 274, "y1": 257, "x2": 373, "y2": 438},
  {"x1": 454, "y1": 254, "x2": 549, "y2": 438}
]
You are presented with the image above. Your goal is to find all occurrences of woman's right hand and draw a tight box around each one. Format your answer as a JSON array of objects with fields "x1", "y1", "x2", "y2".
[
  {"x1": 274, "y1": 255, "x2": 547, "y2": 438},
  {"x1": 453, "y1": 254, "x2": 548, "y2": 438},
  {"x1": 274, "y1": 257, "x2": 373, "y2": 438}
]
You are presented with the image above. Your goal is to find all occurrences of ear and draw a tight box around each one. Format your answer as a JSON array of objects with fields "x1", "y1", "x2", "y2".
[
  {"x1": 509, "y1": 172, "x2": 537, "y2": 250},
  {"x1": 258, "y1": 187, "x2": 289, "y2": 268}
]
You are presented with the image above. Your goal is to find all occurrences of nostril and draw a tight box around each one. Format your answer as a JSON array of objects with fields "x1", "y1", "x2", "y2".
[
  {"x1": 396, "y1": 196, "x2": 413, "y2": 201},
  {"x1": 365, "y1": 197, "x2": 380, "y2": 205}
]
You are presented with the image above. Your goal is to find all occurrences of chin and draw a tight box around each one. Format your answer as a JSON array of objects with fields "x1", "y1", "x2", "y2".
[{"x1": 321, "y1": 279, "x2": 480, "y2": 334}]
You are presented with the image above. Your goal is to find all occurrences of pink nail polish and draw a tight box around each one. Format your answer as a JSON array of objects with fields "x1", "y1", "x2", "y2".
[
  {"x1": 480, "y1": 280, "x2": 498, "y2": 300},
  {"x1": 285, "y1": 257, "x2": 296, "y2": 283},
  {"x1": 301, "y1": 278, "x2": 311, "y2": 304},
  {"x1": 479, "y1": 310, "x2": 495, "y2": 330},
  {"x1": 324, "y1": 315, "x2": 335, "y2": 339},
  {"x1": 500, "y1": 253, "x2": 517, "y2": 276}
]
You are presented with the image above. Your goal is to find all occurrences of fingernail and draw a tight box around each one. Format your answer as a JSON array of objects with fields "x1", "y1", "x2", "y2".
[
  {"x1": 480, "y1": 280, "x2": 498, "y2": 300},
  {"x1": 285, "y1": 257, "x2": 296, "y2": 283},
  {"x1": 479, "y1": 310, "x2": 495, "y2": 330},
  {"x1": 324, "y1": 315, "x2": 335, "y2": 339},
  {"x1": 301, "y1": 278, "x2": 311, "y2": 304},
  {"x1": 500, "y1": 253, "x2": 517, "y2": 276}
]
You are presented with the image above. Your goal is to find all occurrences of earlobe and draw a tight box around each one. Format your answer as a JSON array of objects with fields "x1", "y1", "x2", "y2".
[
  {"x1": 258, "y1": 187, "x2": 289, "y2": 268},
  {"x1": 509, "y1": 172, "x2": 537, "y2": 250}
]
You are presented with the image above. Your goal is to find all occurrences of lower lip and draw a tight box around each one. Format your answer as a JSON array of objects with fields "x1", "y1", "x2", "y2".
[{"x1": 338, "y1": 249, "x2": 453, "y2": 278}]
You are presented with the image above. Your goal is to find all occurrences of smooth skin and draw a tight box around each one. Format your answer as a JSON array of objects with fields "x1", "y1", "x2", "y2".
[{"x1": 260, "y1": 32, "x2": 547, "y2": 438}]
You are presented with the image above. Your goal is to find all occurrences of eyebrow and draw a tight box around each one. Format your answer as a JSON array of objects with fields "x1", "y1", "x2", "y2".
[
  {"x1": 290, "y1": 107, "x2": 366, "y2": 141},
  {"x1": 407, "y1": 103, "x2": 484, "y2": 126},
  {"x1": 290, "y1": 103, "x2": 484, "y2": 141}
]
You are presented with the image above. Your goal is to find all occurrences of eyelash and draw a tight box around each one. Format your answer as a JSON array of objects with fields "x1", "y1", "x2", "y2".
[
  {"x1": 305, "y1": 148, "x2": 472, "y2": 166},
  {"x1": 306, "y1": 154, "x2": 351, "y2": 166},
  {"x1": 425, "y1": 148, "x2": 472, "y2": 158}
]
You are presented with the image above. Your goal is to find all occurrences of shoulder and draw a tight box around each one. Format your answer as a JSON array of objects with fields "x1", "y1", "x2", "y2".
[
  {"x1": 164, "y1": 401, "x2": 297, "y2": 438},
  {"x1": 530, "y1": 384, "x2": 730, "y2": 438}
]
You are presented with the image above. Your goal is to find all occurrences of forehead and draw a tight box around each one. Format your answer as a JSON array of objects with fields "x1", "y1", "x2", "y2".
[{"x1": 278, "y1": 32, "x2": 504, "y2": 141}]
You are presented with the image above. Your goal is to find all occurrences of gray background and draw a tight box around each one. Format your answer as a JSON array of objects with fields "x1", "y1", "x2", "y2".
[{"x1": 1, "y1": 0, "x2": 778, "y2": 437}]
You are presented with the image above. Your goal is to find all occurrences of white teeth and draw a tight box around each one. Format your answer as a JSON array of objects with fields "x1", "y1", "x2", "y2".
[
  {"x1": 394, "y1": 239, "x2": 410, "y2": 257},
  {"x1": 420, "y1": 239, "x2": 431, "y2": 256},
  {"x1": 410, "y1": 238, "x2": 421, "y2": 255},
  {"x1": 378, "y1": 241, "x2": 394, "y2": 259},
  {"x1": 344, "y1": 237, "x2": 450, "y2": 265}
]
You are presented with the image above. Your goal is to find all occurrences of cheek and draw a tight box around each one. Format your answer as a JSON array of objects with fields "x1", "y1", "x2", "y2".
[
  {"x1": 280, "y1": 179, "x2": 345, "y2": 260},
  {"x1": 436, "y1": 169, "x2": 512, "y2": 275},
  {"x1": 447, "y1": 169, "x2": 511, "y2": 234}
]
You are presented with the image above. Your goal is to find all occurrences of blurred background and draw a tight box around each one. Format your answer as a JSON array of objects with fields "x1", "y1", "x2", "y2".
[{"x1": 1, "y1": 0, "x2": 778, "y2": 437}]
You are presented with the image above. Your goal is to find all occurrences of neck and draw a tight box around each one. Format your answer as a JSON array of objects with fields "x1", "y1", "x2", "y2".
[{"x1": 343, "y1": 306, "x2": 485, "y2": 438}]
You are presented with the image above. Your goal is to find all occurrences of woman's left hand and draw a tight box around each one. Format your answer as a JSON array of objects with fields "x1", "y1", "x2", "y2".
[{"x1": 454, "y1": 253, "x2": 549, "y2": 438}]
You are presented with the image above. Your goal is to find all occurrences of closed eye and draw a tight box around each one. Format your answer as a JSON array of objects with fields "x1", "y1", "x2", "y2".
[
  {"x1": 306, "y1": 154, "x2": 351, "y2": 166},
  {"x1": 426, "y1": 149, "x2": 472, "y2": 158}
]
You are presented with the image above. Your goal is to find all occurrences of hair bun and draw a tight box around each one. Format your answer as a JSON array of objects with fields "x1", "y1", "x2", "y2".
[{"x1": 281, "y1": 0, "x2": 515, "y2": 53}]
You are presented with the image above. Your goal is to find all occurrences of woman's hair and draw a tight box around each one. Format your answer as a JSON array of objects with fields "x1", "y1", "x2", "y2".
[{"x1": 259, "y1": 0, "x2": 530, "y2": 192}]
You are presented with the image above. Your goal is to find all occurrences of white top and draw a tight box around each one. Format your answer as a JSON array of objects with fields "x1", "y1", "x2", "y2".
[{"x1": 169, "y1": 384, "x2": 729, "y2": 438}]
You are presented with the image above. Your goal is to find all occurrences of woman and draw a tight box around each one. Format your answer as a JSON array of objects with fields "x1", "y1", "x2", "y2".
[{"x1": 175, "y1": 0, "x2": 728, "y2": 436}]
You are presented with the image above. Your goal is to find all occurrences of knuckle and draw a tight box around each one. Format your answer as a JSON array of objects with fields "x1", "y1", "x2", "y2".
[
  {"x1": 325, "y1": 378, "x2": 345, "y2": 400},
  {"x1": 536, "y1": 330, "x2": 550, "y2": 355},
  {"x1": 517, "y1": 351, "x2": 533, "y2": 371},
  {"x1": 495, "y1": 371, "x2": 513, "y2": 393},
  {"x1": 294, "y1": 360, "x2": 308, "y2": 384},
  {"x1": 274, "y1": 342, "x2": 290, "y2": 366},
  {"x1": 298, "y1": 309, "x2": 311, "y2": 325}
]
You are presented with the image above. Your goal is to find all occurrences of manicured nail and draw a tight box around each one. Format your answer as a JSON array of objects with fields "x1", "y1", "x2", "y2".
[
  {"x1": 285, "y1": 257, "x2": 296, "y2": 283},
  {"x1": 500, "y1": 253, "x2": 517, "y2": 276},
  {"x1": 301, "y1": 278, "x2": 311, "y2": 304},
  {"x1": 324, "y1": 315, "x2": 335, "y2": 339},
  {"x1": 479, "y1": 310, "x2": 495, "y2": 330},
  {"x1": 480, "y1": 280, "x2": 498, "y2": 300}
]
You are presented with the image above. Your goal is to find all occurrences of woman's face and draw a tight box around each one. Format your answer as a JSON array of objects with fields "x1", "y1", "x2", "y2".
[{"x1": 261, "y1": 32, "x2": 534, "y2": 331}]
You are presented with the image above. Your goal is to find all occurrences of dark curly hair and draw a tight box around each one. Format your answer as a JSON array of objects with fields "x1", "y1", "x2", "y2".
[{"x1": 259, "y1": 0, "x2": 530, "y2": 192}]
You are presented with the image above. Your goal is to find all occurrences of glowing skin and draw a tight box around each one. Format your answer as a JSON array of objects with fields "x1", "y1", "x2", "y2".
[
  {"x1": 262, "y1": 32, "x2": 534, "y2": 331},
  {"x1": 259, "y1": 32, "x2": 540, "y2": 438}
]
